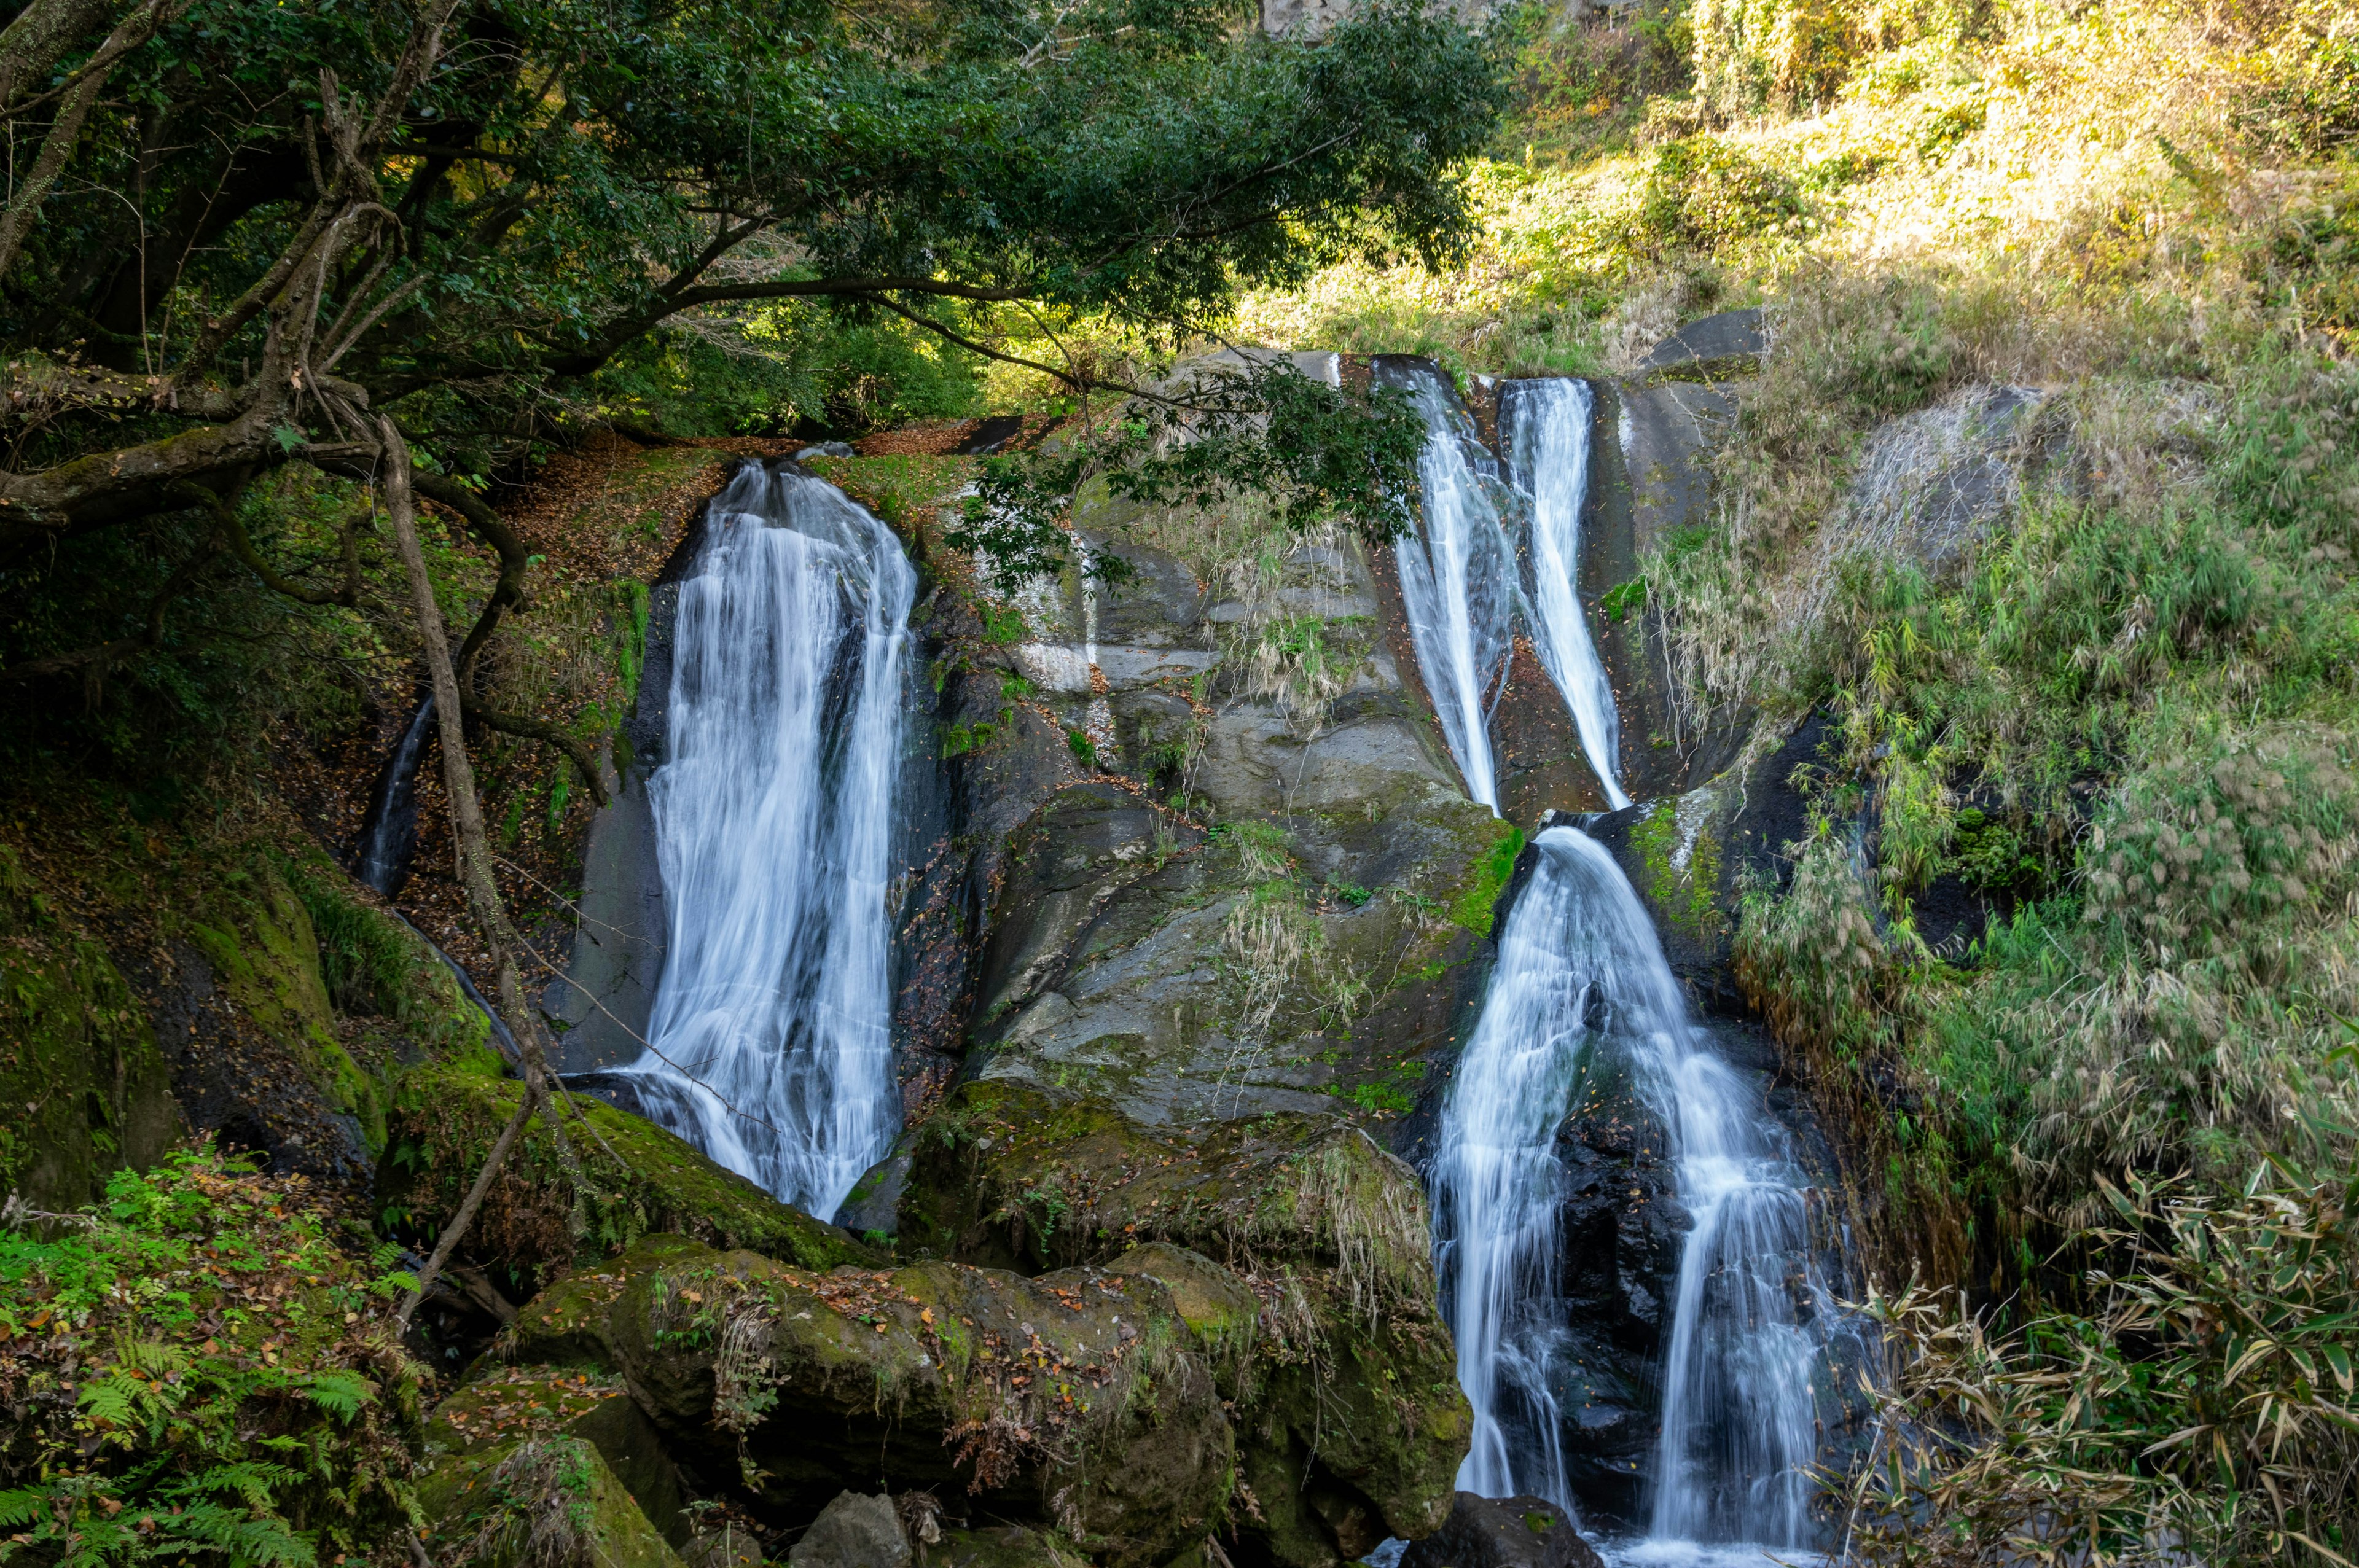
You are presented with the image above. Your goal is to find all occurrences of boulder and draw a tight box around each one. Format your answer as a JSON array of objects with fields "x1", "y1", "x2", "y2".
[
  {"x1": 417, "y1": 1365, "x2": 692, "y2": 1568},
  {"x1": 897, "y1": 1079, "x2": 1471, "y2": 1567},
  {"x1": 506, "y1": 1234, "x2": 1233, "y2": 1568},
  {"x1": 929, "y1": 1525, "x2": 1090, "y2": 1568},
  {"x1": 418, "y1": 1432, "x2": 686, "y2": 1568},
  {"x1": 790, "y1": 1492, "x2": 910, "y2": 1568},
  {"x1": 1399, "y1": 1494, "x2": 1605, "y2": 1568}
]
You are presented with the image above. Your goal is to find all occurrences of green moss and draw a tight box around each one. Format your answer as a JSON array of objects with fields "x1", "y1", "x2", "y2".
[
  {"x1": 0, "y1": 846, "x2": 178, "y2": 1207},
  {"x1": 1626, "y1": 795, "x2": 1724, "y2": 942},
  {"x1": 418, "y1": 1432, "x2": 686, "y2": 1568},
  {"x1": 1448, "y1": 819, "x2": 1525, "y2": 936},
  {"x1": 184, "y1": 854, "x2": 389, "y2": 1150},
  {"x1": 380, "y1": 1067, "x2": 882, "y2": 1285}
]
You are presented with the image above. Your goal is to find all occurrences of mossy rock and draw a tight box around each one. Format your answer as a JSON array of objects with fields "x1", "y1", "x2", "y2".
[
  {"x1": 896, "y1": 1080, "x2": 1469, "y2": 1567},
  {"x1": 899, "y1": 1080, "x2": 1433, "y2": 1305},
  {"x1": 512, "y1": 1233, "x2": 714, "y2": 1370},
  {"x1": 423, "y1": 1363, "x2": 689, "y2": 1550},
  {"x1": 0, "y1": 845, "x2": 179, "y2": 1207},
  {"x1": 182, "y1": 850, "x2": 390, "y2": 1149},
  {"x1": 379, "y1": 1067, "x2": 881, "y2": 1290},
  {"x1": 417, "y1": 1429, "x2": 686, "y2": 1568},
  {"x1": 527, "y1": 1237, "x2": 1230, "y2": 1567},
  {"x1": 931, "y1": 1525, "x2": 1091, "y2": 1568}
]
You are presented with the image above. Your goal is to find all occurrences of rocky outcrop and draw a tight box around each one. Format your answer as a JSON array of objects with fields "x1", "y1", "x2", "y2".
[
  {"x1": 479, "y1": 1235, "x2": 1237, "y2": 1565},
  {"x1": 1400, "y1": 1493, "x2": 1605, "y2": 1568},
  {"x1": 3, "y1": 832, "x2": 497, "y2": 1206},
  {"x1": 921, "y1": 452, "x2": 1522, "y2": 1142}
]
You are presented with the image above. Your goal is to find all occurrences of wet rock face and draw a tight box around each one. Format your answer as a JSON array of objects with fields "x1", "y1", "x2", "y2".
[
  {"x1": 926, "y1": 480, "x2": 1520, "y2": 1136},
  {"x1": 1399, "y1": 1493, "x2": 1605, "y2": 1568},
  {"x1": 1551, "y1": 1061, "x2": 1685, "y2": 1519}
]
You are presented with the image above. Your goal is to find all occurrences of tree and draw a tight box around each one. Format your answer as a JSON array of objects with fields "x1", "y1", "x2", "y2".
[{"x1": 0, "y1": 0, "x2": 1500, "y2": 548}]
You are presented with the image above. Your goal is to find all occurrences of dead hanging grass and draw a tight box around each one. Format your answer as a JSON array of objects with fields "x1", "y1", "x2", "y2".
[
  {"x1": 456, "y1": 1437, "x2": 606, "y2": 1568},
  {"x1": 1834, "y1": 1148, "x2": 2359, "y2": 1568}
]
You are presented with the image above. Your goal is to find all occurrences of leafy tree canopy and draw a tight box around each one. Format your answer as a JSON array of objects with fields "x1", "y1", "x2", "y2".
[{"x1": 0, "y1": 0, "x2": 1502, "y2": 547}]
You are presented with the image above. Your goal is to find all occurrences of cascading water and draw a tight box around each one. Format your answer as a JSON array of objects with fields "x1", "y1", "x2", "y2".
[
  {"x1": 353, "y1": 695, "x2": 436, "y2": 896},
  {"x1": 612, "y1": 463, "x2": 916, "y2": 1219},
  {"x1": 1498, "y1": 379, "x2": 1630, "y2": 811},
  {"x1": 1376, "y1": 359, "x2": 1522, "y2": 809},
  {"x1": 1433, "y1": 827, "x2": 1839, "y2": 1556}
]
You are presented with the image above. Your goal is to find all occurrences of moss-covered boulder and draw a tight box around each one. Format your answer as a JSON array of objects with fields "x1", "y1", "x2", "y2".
[
  {"x1": 380, "y1": 1066, "x2": 881, "y2": 1292},
  {"x1": 0, "y1": 846, "x2": 179, "y2": 1209},
  {"x1": 418, "y1": 1363, "x2": 689, "y2": 1549},
  {"x1": 930, "y1": 1524, "x2": 1092, "y2": 1568},
  {"x1": 503, "y1": 1235, "x2": 1232, "y2": 1566},
  {"x1": 897, "y1": 1080, "x2": 1469, "y2": 1567},
  {"x1": 418, "y1": 1429, "x2": 686, "y2": 1568}
]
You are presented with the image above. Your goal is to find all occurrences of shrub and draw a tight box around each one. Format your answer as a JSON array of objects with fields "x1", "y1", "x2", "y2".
[
  {"x1": 1837, "y1": 1144, "x2": 2359, "y2": 1568},
  {"x1": 1638, "y1": 135, "x2": 1805, "y2": 252}
]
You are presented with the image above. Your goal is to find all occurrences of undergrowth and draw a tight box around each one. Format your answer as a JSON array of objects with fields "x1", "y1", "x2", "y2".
[{"x1": 0, "y1": 1149, "x2": 423, "y2": 1567}]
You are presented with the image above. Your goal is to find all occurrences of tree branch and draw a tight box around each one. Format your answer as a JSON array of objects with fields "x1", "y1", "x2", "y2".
[
  {"x1": 393, "y1": 1077, "x2": 536, "y2": 1332},
  {"x1": 464, "y1": 698, "x2": 611, "y2": 808},
  {"x1": 541, "y1": 275, "x2": 1036, "y2": 377},
  {"x1": 170, "y1": 478, "x2": 359, "y2": 607}
]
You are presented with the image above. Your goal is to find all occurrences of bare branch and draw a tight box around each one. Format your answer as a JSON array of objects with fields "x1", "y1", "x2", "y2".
[{"x1": 464, "y1": 698, "x2": 611, "y2": 808}]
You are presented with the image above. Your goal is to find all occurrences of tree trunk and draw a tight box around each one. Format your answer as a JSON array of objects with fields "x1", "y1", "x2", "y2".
[{"x1": 378, "y1": 416, "x2": 586, "y2": 1185}]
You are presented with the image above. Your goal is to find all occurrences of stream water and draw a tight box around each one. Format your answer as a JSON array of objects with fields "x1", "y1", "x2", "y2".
[
  {"x1": 1376, "y1": 358, "x2": 1522, "y2": 809},
  {"x1": 353, "y1": 695, "x2": 436, "y2": 897},
  {"x1": 1399, "y1": 371, "x2": 1840, "y2": 1557},
  {"x1": 1500, "y1": 378, "x2": 1630, "y2": 811},
  {"x1": 609, "y1": 464, "x2": 917, "y2": 1218}
]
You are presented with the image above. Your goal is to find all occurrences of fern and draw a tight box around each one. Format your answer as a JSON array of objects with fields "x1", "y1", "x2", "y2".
[{"x1": 300, "y1": 1371, "x2": 372, "y2": 1423}]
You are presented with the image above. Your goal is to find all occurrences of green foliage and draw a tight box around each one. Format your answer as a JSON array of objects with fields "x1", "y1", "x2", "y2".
[
  {"x1": 0, "y1": 1149, "x2": 423, "y2": 1568},
  {"x1": 1638, "y1": 136, "x2": 1807, "y2": 252},
  {"x1": 1598, "y1": 577, "x2": 1650, "y2": 623},
  {"x1": 1498, "y1": 0, "x2": 1693, "y2": 165},
  {"x1": 1838, "y1": 1145, "x2": 2359, "y2": 1568},
  {"x1": 953, "y1": 360, "x2": 1429, "y2": 584},
  {"x1": 594, "y1": 307, "x2": 985, "y2": 438},
  {"x1": 1448, "y1": 824, "x2": 1525, "y2": 937}
]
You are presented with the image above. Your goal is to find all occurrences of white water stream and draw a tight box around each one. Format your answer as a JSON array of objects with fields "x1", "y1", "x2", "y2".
[
  {"x1": 1500, "y1": 378, "x2": 1630, "y2": 811},
  {"x1": 1380, "y1": 361, "x2": 1838, "y2": 1554},
  {"x1": 1434, "y1": 829, "x2": 1834, "y2": 1551},
  {"x1": 1379, "y1": 359, "x2": 1522, "y2": 809},
  {"x1": 614, "y1": 464, "x2": 916, "y2": 1219}
]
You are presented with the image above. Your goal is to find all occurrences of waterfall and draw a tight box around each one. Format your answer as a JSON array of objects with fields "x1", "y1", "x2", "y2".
[
  {"x1": 353, "y1": 695, "x2": 435, "y2": 896},
  {"x1": 1499, "y1": 380, "x2": 1630, "y2": 811},
  {"x1": 1434, "y1": 827, "x2": 1836, "y2": 1552},
  {"x1": 1376, "y1": 359, "x2": 1521, "y2": 809},
  {"x1": 1431, "y1": 830, "x2": 1594, "y2": 1511},
  {"x1": 612, "y1": 464, "x2": 917, "y2": 1219}
]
